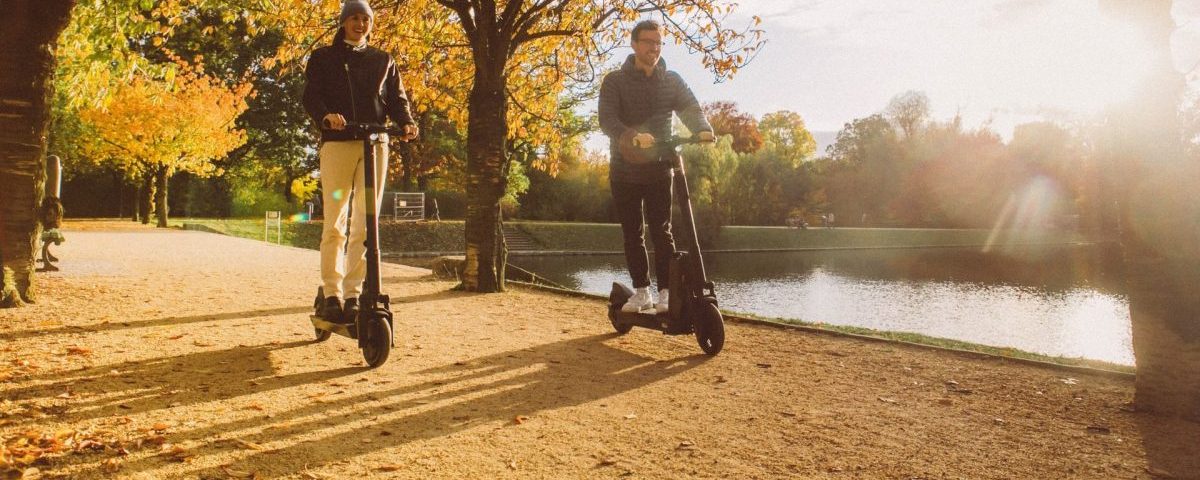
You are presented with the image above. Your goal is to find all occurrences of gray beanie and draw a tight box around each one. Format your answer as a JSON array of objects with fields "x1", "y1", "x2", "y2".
[{"x1": 340, "y1": 0, "x2": 374, "y2": 24}]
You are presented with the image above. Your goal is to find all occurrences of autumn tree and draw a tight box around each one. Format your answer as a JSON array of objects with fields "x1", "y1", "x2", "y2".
[
  {"x1": 1099, "y1": 0, "x2": 1200, "y2": 422},
  {"x1": 884, "y1": 90, "x2": 931, "y2": 139},
  {"x1": 79, "y1": 64, "x2": 250, "y2": 227},
  {"x1": 705, "y1": 101, "x2": 763, "y2": 153},
  {"x1": 758, "y1": 110, "x2": 817, "y2": 164},
  {"x1": 0, "y1": 0, "x2": 77, "y2": 307}
]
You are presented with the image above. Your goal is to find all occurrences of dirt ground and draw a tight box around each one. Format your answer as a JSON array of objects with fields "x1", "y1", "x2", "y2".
[{"x1": 1, "y1": 220, "x2": 1198, "y2": 479}]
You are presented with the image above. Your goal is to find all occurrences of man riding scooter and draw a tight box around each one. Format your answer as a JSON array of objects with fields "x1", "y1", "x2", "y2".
[{"x1": 598, "y1": 19, "x2": 716, "y2": 314}]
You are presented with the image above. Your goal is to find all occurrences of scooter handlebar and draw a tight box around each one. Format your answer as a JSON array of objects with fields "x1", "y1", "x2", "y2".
[
  {"x1": 322, "y1": 119, "x2": 411, "y2": 139},
  {"x1": 657, "y1": 135, "x2": 711, "y2": 149}
]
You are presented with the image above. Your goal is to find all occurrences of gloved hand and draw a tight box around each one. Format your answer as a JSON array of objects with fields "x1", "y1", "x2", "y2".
[
  {"x1": 402, "y1": 124, "x2": 419, "y2": 141},
  {"x1": 697, "y1": 130, "x2": 716, "y2": 143},
  {"x1": 632, "y1": 132, "x2": 655, "y2": 148},
  {"x1": 322, "y1": 113, "x2": 347, "y2": 130}
]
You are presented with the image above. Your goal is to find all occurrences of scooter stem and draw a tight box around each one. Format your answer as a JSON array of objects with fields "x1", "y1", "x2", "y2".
[
  {"x1": 362, "y1": 133, "x2": 382, "y2": 305},
  {"x1": 671, "y1": 153, "x2": 710, "y2": 295}
]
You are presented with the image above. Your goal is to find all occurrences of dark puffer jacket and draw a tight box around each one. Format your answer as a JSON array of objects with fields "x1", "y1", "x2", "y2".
[
  {"x1": 302, "y1": 39, "x2": 414, "y2": 143},
  {"x1": 598, "y1": 54, "x2": 712, "y2": 184}
]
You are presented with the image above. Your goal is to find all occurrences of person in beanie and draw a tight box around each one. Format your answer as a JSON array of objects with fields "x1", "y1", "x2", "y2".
[
  {"x1": 598, "y1": 20, "x2": 714, "y2": 314},
  {"x1": 303, "y1": 0, "x2": 419, "y2": 323}
]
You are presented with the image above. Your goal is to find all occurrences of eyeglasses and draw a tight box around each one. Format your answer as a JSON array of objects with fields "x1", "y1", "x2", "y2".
[{"x1": 636, "y1": 39, "x2": 665, "y2": 47}]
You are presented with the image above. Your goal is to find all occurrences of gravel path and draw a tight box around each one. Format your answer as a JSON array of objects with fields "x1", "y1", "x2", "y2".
[{"x1": 1, "y1": 221, "x2": 1196, "y2": 479}]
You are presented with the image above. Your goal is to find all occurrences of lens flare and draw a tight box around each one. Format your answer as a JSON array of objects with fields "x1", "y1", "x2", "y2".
[{"x1": 984, "y1": 176, "x2": 1065, "y2": 253}]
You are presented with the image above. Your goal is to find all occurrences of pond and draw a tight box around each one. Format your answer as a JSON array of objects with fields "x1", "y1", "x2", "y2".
[{"x1": 509, "y1": 245, "x2": 1133, "y2": 365}]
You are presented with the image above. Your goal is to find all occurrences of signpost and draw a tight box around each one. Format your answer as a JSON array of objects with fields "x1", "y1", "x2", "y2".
[{"x1": 264, "y1": 211, "x2": 282, "y2": 244}]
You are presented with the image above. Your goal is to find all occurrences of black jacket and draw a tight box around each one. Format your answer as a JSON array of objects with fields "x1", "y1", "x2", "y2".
[
  {"x1": 598, "y1": 55, "x2": 711, "y2": 184},
  {"x1": 303, "y1": 41, "x2": 415, "y2": 142}
]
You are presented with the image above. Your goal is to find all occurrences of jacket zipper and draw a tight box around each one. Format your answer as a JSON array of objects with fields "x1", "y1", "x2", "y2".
[{"x1": 344, "y1": 62, "x2": 358, "y2": 123}]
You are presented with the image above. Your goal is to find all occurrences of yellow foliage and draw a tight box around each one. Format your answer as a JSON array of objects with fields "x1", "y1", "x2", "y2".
[{"x1": 78, "y1": 60, "x2": 250, "y2": 177}]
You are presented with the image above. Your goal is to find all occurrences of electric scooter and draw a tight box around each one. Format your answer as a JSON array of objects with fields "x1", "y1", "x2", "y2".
[
  {"x1": 607, "y1": 136, "x2": 726, "y2": 355},
  {"x1": 310, "y1": 122, "x2": 405, "y2": 368}
]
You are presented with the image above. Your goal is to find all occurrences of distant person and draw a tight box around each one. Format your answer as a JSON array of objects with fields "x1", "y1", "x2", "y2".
[
  {"x1": 820, "y1": 214, "x2": 828, "y2": 228},
  {"x1": 599, "y1": 19, "x2": 715, "y2": 314},
  {"x1": 303, "y1": 0, "x2": 418, "y2": 323},
  {"x1": 827, "y1": 212, "x2": 835, "y2": 229}
]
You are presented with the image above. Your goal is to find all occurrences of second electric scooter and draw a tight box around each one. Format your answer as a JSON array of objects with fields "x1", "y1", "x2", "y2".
[{"x1": 607, "y1": 135, "x2": 726, "y2": 355}]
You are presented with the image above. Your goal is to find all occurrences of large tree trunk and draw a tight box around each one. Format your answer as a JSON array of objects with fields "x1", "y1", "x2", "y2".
[
  {"x1": 1104, "y1": 0, "x2": 1200, "y2": 420},
  {"x1": 462, "y1": 64, "x2": 509, "y2": 292},
  {"x1": 0, "y1": 0, "x2": 76, "y2": 307},
  {"x1": 154, "y1": 166, "x2": 170, "y2": 228}
]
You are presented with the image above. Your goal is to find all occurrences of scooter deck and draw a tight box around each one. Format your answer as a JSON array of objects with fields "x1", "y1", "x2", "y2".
[
  {"x1": 310, "y1": 315, "x2": 356, "y2": 339},
  {"x1": 611, "y1": 310, "x2": 694, "y2": 335}
]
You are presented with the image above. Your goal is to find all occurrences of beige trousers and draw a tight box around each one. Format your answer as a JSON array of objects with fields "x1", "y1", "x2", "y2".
[{"x1": 319, "y1": 138, "x2": 388, "y2": 299}]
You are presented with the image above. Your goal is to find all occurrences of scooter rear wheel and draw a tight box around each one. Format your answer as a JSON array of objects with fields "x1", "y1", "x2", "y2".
[
  {"x1": 608, "y1": 304, "x2": 633, "y2": 334},
  {"x1": 361, "y1": 315, "x2": 392, "y2": 368},
  {"x1": 694, "y1": 302, "x2": 724, "y2": 355}
]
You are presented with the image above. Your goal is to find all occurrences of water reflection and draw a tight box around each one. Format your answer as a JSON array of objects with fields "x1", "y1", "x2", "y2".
[{"x1": 510, "y1": 246, "x2": 1133, "y2": 365}]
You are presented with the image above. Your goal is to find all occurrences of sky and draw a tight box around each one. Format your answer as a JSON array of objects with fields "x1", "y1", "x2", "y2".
[{"x1": 586, "y1": 0, "x2": 1200, "y2": 153}]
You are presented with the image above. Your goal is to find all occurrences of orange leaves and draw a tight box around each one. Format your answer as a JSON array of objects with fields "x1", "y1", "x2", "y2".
[{"x1": 77, "y1": 59, "x2": 249, "y2": 178}]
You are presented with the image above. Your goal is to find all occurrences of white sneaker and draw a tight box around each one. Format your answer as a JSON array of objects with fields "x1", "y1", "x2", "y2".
[
  {"x1": 654, "y1": 289, "x2": 670, "y2": 314},
  {"x1": 621, "y1": 288, "x2": 653, "y2": 313}
]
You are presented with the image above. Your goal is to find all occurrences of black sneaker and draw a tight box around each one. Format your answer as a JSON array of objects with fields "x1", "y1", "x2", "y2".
[
  {"x1": 320, "y1": 296, "x2": 343, "y2": 322},
  {"x1": 342, "y1": 298, "x2": 360, "y2": 324}
]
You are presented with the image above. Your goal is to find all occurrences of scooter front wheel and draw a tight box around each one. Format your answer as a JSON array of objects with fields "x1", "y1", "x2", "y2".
[
  {"x1": 361, "y1": 315, "x2": 392, "y2": 368},
  {"x1": 694, "y1": 301, "x2": 724, "y2": 355}
]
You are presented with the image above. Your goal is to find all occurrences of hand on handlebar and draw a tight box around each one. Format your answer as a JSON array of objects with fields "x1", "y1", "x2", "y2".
[
  {"x1": 402, "y1": 124, "x2": 419, "y2": 141},
  {"x1": 322, "y1": 113, "x2": 347, "y2": 131},
  {"x1": 632, "y1": 132, "x2": 655, "y2": 149}
]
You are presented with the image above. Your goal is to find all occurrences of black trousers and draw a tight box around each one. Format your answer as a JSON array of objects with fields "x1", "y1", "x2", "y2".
[{"x1": 612, "y1": 177, "x2": 676, "y2": 289}]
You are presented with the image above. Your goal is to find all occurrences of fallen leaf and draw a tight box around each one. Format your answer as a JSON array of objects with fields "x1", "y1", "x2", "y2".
[
  {"x1": 623, "y1": 413, "x2": 637, "y2": 420},
  {"x1": 677, "y1": 440, "x2": 697, "y2": 450},
  {"x1": 236, "y1": 439, "x2": 267, "y2": 451},
  {"x1": 168, "y1": 334, "x2": 185, "y2": 340},
  {"x1": 221, "y1": 466, "x2": 256, "y2": 478},
  {"x1": 376, "y1": 464, "x2": 404, "y2": 472},
  {"x1": 513, "y1": 415, "x2": 529, "y2": 425},
  {"x1": 192, "y1": 341, "x2": 213, "y2": 347},
  {"x1": 1060, "y1": 377, "x2": 1079, "y2": 385},
  {"x1": 1086, "y1": 425, "x2": 1111, "y2": 434},
  {"x1": 66, "y1": 346, "x2": 92, "y2": 356},
  {"x1": 245, "y1": 403, "x2": 265, "y2": 411},
  {"x1": 101, "y1": 458, "x2": 122, "y2": 473},
  {"x1": 152, "y1": 422, "x2": 169, "y2": 431},
  {"x1": 877, "y1": 397, "x2": 898, "y2": 404},
  {"x1": 507, "y1": 460, "x2": 518, "y2": 470},
  {"x1": 755, "y1": 363, "x2": 772, "y2": 369}
]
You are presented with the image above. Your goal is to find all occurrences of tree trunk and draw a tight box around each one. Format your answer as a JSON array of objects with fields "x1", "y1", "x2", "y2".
[
  {"x1": 113, "y1": 170, "x2": 125, "y2": 218},
  {"x1": 0, "y1": 0, "x2": 76, "y2": 307},
  {"x1": 283, "y1": 168, "x2": 294, "y2": 204},
  {"x1": 154, "y1": 166, "x2": 170, "y2": 228},
  {"x1": 1104, "y1": 0, "x2": 1200, "y2": 420},
  {"x1": 139, "y1": 171, "x2": 154, "y2": 225},
  {"x1": 398, "y1": 141, "x2": 416, "y2": 192},
  {"x1": 130, "y1": 180, "x2": 139, "y2": 222},
  {"x1": 462, "y1": 67, "x2": 509, "y2": 292}
]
